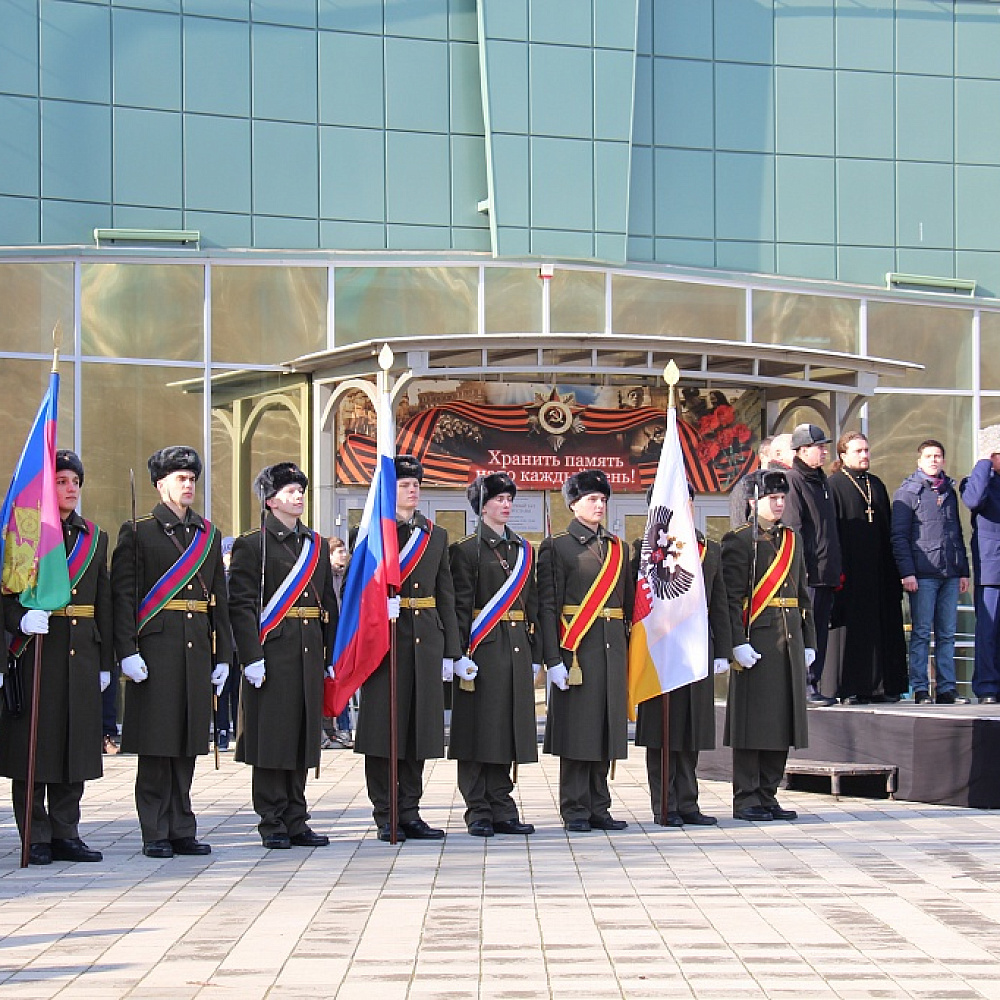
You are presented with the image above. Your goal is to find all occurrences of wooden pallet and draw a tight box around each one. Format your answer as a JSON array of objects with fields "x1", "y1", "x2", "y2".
[{"x1": 784, "y1": 760, "x2": 898, "y2": 799}]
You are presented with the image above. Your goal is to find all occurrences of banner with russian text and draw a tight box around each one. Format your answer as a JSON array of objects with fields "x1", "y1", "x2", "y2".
[{"x1": 335, "y1": 381, "x2": 760, "y2": 492}]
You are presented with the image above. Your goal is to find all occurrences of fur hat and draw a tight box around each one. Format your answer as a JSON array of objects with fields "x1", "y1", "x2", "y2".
[
  {"x1": 395, "y1": 454, "x2": 423, "y2": 483},
  {"x1": 467, "y1": 472, "x2": 516, "y2": 514},
  {"x1": 562, "y1": 468, "x2": 611, "y2": 508},
  {"x1": 731, "y1": 469, "x2": 789, "y2": 526},
  {"x1": 55, "y1": 449, "x2": 84, "y2": 486},
  {"x1": 253, "y1": 462, "x2": 308, "y2": 503},
  {"x1": 148, "y1": 446, "x2": 202, "y2": 485}
]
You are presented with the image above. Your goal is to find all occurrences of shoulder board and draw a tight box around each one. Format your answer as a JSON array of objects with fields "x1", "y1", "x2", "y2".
[
  {"x1": 136, "y1": 514, "x2": 154, "y2": 523},
  {"x1": 239, "y1": 528, "x2": 257, "y2": 538},
  {"x1": 456, "y1": 533, "x2": 475, "y2": 544},
  {"x1": 732, "y1": 523, "x2": 751, "y2": 534}
]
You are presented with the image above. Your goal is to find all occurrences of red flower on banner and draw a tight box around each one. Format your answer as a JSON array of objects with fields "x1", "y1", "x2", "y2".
[
  {"x1": 714, "y1": 404, "x2": 735, "y2": 427},
  {"x1": 734, "y1": 423, "x2": 751, "y2": 444},
  {"x1": 698, "y1": 414, "x2": 719, "y2": 436},
  {"x1": 717, "y1": 427, "x2": 736, "y2": 449},
  {"x1": 697, "y1": 440, "x2": 720, "y2": 463}
]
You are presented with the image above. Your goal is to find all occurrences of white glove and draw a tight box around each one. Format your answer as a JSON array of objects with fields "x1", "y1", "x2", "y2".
[
  {"x1": 100, "y1": 671, "x2": 111, "y2": 692},
  {"x1": 732, "y1": 643, "x2": 761, "y2": 669},
  {"x1": 804, "y1": 647, "x2": 817, "y2": 668},
  {"x1": 325, "y1": 664, "x2": 335, "y2": 680},
  {"x1": 121, "y1": 653, "x2": 148, "y2": 683},
  {"x1": 548, "y1": 662, "x2": 570, "y2": 691},
  {"x1": 0, "y1": 673, "x2": 4, "y2": 690},
  {"x1": 532, "y1": 663, "x2": 541, "y2": 679},
  {"x1": 441, "y1": 658, "x2": 454, "y2": 682},
  {"x1": 20, "y1": 610, "x2": 49, "y2": 635},
  {"x1": 713, "y1": 657, "x2": 730, "y2": 675},
  {"x1": 454, "y1": 656, "x2": 478, "y2": 681},
  {"x1": 244, "y1": 658, "x2": 266, "y2": 688},
  {"x1": 211, "y1": 662, "x2": 229, "y2": 696},
  {"x1": 387, "y1": 596, "x2": 400, "y2": 621}
]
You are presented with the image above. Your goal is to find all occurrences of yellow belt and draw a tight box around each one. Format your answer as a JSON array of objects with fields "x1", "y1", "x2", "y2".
[
  {"x1": 562, "y1": 605, "x2": 624, "y2": 620},
  {"x1": 400, "y1": 597, "x2": 436, "y2": 609},
  {"x1": 283, "y1": 606, "x2": 322, "y2": 619},
  {"x1": 162, "y1": 599, "x2": 209, "y2": 613},
  {"x1": 766, "y1": 598, "x2": 799, "y2": 608},
  {"x1": 473, "y1": 609, "x2": 526, "y2": 621},
  {"x1": 50, "y1": 605, "x2": 95, "y2": 618}
]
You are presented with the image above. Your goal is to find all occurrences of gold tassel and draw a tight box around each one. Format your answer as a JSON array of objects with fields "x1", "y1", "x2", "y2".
[
  {"x1": 568, "y1": 664, "x2": 583, "y2": 686},
  {"x1": 459, "y1": 678, "x2": 475, "y2": 692}
]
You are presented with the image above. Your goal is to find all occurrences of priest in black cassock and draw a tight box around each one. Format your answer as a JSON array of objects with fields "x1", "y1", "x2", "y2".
[{"x1": 827, "y1": 432, "x2": 908, "y2": 702}]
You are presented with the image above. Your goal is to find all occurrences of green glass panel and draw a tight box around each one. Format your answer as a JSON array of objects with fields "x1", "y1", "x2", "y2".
[
  {"x1": 753, "y1": 291, "x2": 859, "y2": 354},
  {"x1": 80, "y1": 363, "x2": 202, "y2": 534},
  {"x1": 547, "y1": 269, "x2": 604, "y2": 333},
  {"x1": 212, "y1": 266, "x2": 327, "y2": 364},
  {"x1": 334, "y1": 267, "x2": 477, "y2": 343},
  {"x1": 0, "y1": 263, "x2": 75, "y2": 354},
  {"x1": 867, "y1": 301, "x2": 973, "y2": 390},
  {"x1": 81, "y1": 263, "x2": 203, "y2": 361},
  {"x1": 612, "y1": 275, "x2": 744, "y2": 340},
  {"x1": 484, "y1": 267, "x2": 542, "y2": 334}
]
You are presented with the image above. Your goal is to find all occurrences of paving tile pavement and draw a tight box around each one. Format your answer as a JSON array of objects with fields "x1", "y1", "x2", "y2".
[{"x1": 3, "y1": 751, "x2": 1000, "y2": 998}]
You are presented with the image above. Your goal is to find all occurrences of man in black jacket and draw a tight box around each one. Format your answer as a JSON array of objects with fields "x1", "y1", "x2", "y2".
[{"x1": 782, "y1": 423, "x2": 842, "y2": 706}]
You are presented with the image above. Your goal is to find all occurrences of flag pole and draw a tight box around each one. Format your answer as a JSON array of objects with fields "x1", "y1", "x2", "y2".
[
  {"x1": 658, "y1": 360, "x2": 679, "y2": 827},
  {"x1": 378, "y1": 345, "x2": 401, "y2": 846},
  {"x1": 20, "y1": 333, "x2": 62, "y2": 867}
]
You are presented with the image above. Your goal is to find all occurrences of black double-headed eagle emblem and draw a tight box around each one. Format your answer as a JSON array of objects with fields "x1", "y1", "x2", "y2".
[{"x1": 639, "y1": 505, "x2": 695, "y2": 601}]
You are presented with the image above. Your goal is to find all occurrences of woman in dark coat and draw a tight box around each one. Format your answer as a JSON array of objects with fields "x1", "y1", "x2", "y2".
[
  {"x1": 1, "y1": 450, "x2": 113, "y2": 865},
  {"x1": 448, "y1": 473, "x2": 539, "y2": 836}
]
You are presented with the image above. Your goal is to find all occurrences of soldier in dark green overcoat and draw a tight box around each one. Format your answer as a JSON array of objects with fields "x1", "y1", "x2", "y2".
[
  {"x1": 538, "y1": 469, "x2": 634, "y2": 832},
  {"x1": 448, "y1": 473, "x2": 539, "y2": 837},
  {"x1": 722, "y1": 469, "x2": 815, "y2": 822},
  {"x1": 1, "y1": 451, "x2": 113, "y2": 865},
  {"x1": 229, "y1": 463, "x2": 338, "y2": 850},
  {"x1": 111, "y1": 446, "x2": 232, "y2": 858},
  {"x1": 354, "y1": 455, "x2": 462, "y2": 843},
  {"x1": 635, "y1": 498, "x2": 733, "y2": 825}
]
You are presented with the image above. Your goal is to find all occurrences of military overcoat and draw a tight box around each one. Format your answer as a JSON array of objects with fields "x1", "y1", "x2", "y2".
[
  {"x1": 722, "y1": 520, "x2": 814, "y2": 751},
  {"x1": 354, "y1": 513, "x2": 462, "y2": 760},
  {"x1": 229, "y1": 514, "x2": 338, "y2": 771},
  {"x1": 635, "y1": 533, "x2": 732, "y2": 751},
  {"x1": 538, "y1": 519, "x2": 633, "y2": 762},
  {"x1": 448, "y1": 522, "x2": 539, "y2": 765},
  {"x1": 0, "y1": 513, "x2": 113, "y2": 783},
  {"x1": 111, "y1": 503, "x2": 232, "y2": 757}
]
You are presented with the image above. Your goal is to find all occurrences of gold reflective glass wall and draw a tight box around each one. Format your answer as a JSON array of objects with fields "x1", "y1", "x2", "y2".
[
  {"x1": 80, "y1": 364, "x2": 202, "y2": 534},
  {"x1": 752, "y1": 291, "x2": 859, "y2": 354},
  {"x1": 981, "y1": 313, "x2": 1000, "y2": 391},
  {"x1": 0, "y1": 263, "x2": 75, "y2": 353},
  {"x1": 867, "y1": 301, "x2": 973, "y2": 390},
  {"x1": 550, "y1": 269, "x2": 606, "y2": 332},
  {"x1": 867, "y1": 393, "x2": 973, "y2": 503},
  {"x1": 612, "y1": 275, "x2": 744, "y2": 340},
  {"x1": 0, "y1": 359, "x2": 75, "y2": 479},
  {"x1": 484, "y1": 267, "x2": 542, "y2": 333},
  {"x1": 212, "y1": 266, "x2": 326, "y2": 364},
  {"x1": 81, "y1": 263, "x2": 204, "y2": 360},
  {"x1": 334, "y1": 267, "x2": 477, "y2": 344}
]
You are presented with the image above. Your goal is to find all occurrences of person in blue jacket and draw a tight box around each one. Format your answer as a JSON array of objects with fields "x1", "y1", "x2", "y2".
[
  {"x1": 890, "y1": 440, "x2": 970, "y2": 705},
  {"x1": 961, "y1": 431, "x2": 1000, "y2": 703}
]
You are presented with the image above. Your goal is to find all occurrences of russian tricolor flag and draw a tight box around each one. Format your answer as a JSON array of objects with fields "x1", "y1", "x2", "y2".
[
  {"x1": 328, "y1": 391, "x2": 400, "y2": 716},
  {"x1": 0, "y1": 370, "x2": 71, "y2": 611}
]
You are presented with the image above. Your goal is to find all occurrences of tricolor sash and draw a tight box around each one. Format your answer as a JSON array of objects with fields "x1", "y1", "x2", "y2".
[
  {"x1": 10, "y1": 521, "x2": 101, "y2": 658},
  {"x1": 259, "y1": 530, "x2": 321, "y2": 642},
  {"x1": 560, "y1": 535, "x2": 625, "y2": 653},
  {"x1": 469, "y1": 536, "x2": 532, "y2": 653},
  {"x1": 399, "y1": 519, "x2": 432, "y2": 583},
  {"x1": 743, "y1": 528, "x2": 795, "y2": 628},
  {"x1": 138, "y1": 521, "x2": 216, "y2": 631}
]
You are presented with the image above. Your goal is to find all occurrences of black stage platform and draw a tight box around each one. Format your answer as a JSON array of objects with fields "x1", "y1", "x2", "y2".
[{"x1": 697, "y1": 702, "x2": 1000, "y2": 809}]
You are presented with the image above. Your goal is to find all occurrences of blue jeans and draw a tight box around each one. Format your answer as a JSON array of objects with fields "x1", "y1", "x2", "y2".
[{"x1": 908, "y1": 576, "x2": 960, "y2": 694}]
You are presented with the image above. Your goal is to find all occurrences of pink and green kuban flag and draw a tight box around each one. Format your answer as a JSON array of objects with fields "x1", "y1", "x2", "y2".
[{"x1": 0, "y1": 370, "x2": 71, "y2": 611}]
